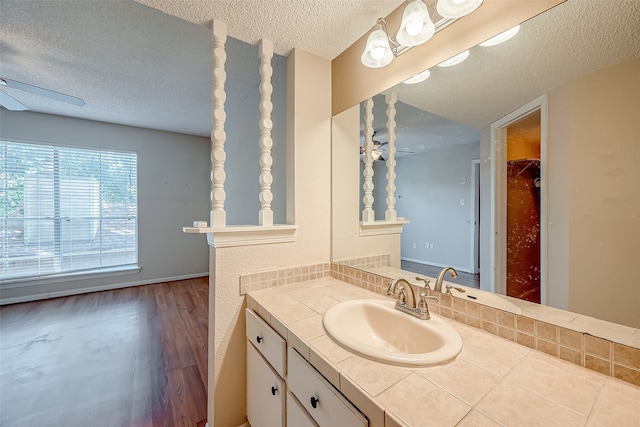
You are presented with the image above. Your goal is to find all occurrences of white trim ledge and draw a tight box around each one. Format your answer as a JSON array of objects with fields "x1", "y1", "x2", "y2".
[
  {"x1": 359, "y1": 219, "x2": 409, "y2": 237},
  {"x1": 202, "y1": 224, "x2": 298, "y2": 248}
]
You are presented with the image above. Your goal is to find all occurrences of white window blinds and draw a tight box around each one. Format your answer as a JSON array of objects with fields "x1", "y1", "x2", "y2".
[{"x1": 1, "y1": 141, "x2": 138, "y2": 281}]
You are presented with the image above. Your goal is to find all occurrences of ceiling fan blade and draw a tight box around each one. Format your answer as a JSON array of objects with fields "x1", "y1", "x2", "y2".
[
  {"x1": 1, "y1": 77, "x2": 85, "y2": 106},
  {"x1": 0, "y1": 90, "x2": 28, "y2": 111}
]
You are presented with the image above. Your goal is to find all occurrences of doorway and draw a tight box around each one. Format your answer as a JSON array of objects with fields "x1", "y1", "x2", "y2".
[
  {"x1": 505, "y1": 111, "x2": 541, "y2": 303},
  {"x1": 490, "y1": 96, "x2": 547, "y2": 304}
]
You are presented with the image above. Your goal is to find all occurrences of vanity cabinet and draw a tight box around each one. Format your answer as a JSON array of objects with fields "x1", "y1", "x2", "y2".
[
  {"x1": 247, "y1": 343, "x2": 285, "y2": 427},
  {"x1": 287, "y1": 392, "x2": 319, "y2": 427},
  {"x1": 287, "y1": 347, "x2": 367, "y2": 427},
  {"x1": 245, "y1": 309, "x2": 367, "y2": 427},
  {"x1": 246, "y1": 309, "x2": 286, "y2": 427}
]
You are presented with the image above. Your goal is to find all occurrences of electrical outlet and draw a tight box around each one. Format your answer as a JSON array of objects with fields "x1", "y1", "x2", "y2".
[
  {"x1": 460, "y1": 198, "x2": 466, "y2": 206},
  {"x1": 425, "y1": 242, "x2": 429, "y2": 249},
  {"x1": 430, "y1": 243, "x2": 434, "y2": 249}
]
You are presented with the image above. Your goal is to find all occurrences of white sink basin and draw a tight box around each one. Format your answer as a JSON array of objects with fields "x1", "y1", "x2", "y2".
[{"x1": 323, "y1": 299, "x2": 463, "y2": 367}]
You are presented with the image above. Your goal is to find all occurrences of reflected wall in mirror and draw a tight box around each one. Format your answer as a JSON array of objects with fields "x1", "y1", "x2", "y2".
[{"x1": 334, "y1": 0, "x2": 640, "y2": 329}]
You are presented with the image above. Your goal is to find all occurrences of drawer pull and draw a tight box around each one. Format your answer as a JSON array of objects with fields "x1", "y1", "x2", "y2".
[
  {"x1": 271, "y1": 386, "x2": 278, "y2": 396},
  {"x1": 256, "y1": 335, "x2": 263, "y2": 343},
  {"x1": 310, "y1": 396, "x2": 319, "y2": 409}
]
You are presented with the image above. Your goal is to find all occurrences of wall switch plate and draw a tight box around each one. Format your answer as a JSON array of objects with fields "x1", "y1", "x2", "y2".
[
  {"x1": 460, "y1": 198, "x2": 466, "y2": 206},
  {"x1": 430, "y1": 243, "x2": 434, "y2": 249},
  {"x1": 413, "y1": 243, "x2": 417, "y2": 249}
]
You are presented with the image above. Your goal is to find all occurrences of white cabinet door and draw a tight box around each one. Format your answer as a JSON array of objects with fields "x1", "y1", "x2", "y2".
[
  {"x1": 287, "y1": 392, "x2": 319, "y2": 427},
  {"x1": 288, "y1": 348, "x2": 367, "y2": 427},
  {"x1": 247, "y1": 341, "x2": 285, "y2": 427}
]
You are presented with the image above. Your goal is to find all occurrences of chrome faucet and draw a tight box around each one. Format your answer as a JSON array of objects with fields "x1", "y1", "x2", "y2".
[
  {"x1": 387, "y1": 278, "x2": 438, "y2": 320},
  {"x1": 387, "y1": 278, "x2": 416, "y2": 308},
  {"x1": 434, "y1": 267, "x2": 458, "y2": 293}
]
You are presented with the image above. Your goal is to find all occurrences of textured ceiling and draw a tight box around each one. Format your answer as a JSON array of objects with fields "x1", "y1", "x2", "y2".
[
  {"x1": 364, "y1": 94, "x2": 479, "y2": 158},
  {"x1": 0, "y1": 0, "x2": 402, "y2": 136},
  {"x1": 0, "y1": 0, "x2": 215, "y2": 136},
  {"x1": 134, "y1": 0, "x2": 405, "y2": 59},
  {"x1": 394, "y1": 0, "x2": 640, "y2": 130},
  {"x1": 1, "y1": 0, "x2": 638, "y2": 142}
]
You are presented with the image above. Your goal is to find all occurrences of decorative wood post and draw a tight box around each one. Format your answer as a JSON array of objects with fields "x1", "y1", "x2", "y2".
[
  {"x1": 258, "y1": 39, "x2": 274, "y2": 227},
  {"x1": 385, "y1": 89, "x2": 398, "y2": 221},
  {"x1": 362, "y1": 97, "x2": 375, "y2": 223},
  {"x1": 211, "y1": 20, "x2": 228, "y2": 227}
]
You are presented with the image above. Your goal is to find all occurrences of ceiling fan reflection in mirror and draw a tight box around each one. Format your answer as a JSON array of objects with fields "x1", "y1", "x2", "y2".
[
  {"x1": 0, "y1": 76, "x2": 85, "y2": 111},
  {"x1": 359, "y1": 130, "x2": 414, "y2": 161}
]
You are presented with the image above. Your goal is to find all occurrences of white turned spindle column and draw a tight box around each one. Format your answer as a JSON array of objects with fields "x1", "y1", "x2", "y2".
[
  {"x1": 258, "y1": 39, "x2": 274, "y2": 227},
  {"x1": 211, "y1": 20, "x2": 228, "y2": 227},
  {"x1": 385, "y1": 89, "x2": 398, "y2": 221},
  {"x1": 362, "y1": 97, "x2": 375, "y2": 223}
]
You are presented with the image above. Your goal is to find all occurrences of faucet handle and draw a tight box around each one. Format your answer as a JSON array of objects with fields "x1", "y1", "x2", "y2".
[
  {"x1": 419, "y1": 291, "x2": 439, "y2": 303},
  {"x1": 445, "y1": 284, "x2": 467, "y2": 295},
  {"x1": 417, "y1": 291, "x2": 439, "y2": 317},
  {"x1": 415, "y1": 276, "x2": 431, "y2": 290}
]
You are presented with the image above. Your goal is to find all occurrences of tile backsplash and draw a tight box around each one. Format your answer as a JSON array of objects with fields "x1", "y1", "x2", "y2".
[
  {"x1": 331, "y1": 261, "x2": 640, "y2": 388},
  {"x1": 240, "y1": 258, "x2": 640, "y2": 389},
  {"x1": 239, "y1": 262, "x2": 331, "y2": 294},
  {"x1": 333, "y1": 253, "x2": 391, "y2": 270}
]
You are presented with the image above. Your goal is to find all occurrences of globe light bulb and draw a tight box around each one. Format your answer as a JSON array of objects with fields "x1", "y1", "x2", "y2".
[
  {"x1": 370, "y1": 46, "x2": 386, "y2": 60},
  {"x1": 406, "y1": 20, "x2": 424, "y2": 36}
]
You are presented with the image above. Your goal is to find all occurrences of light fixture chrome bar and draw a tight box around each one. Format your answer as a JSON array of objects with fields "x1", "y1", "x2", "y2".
[{"x1": 377, "y1": 15, "x2": 458, "y2": 59}]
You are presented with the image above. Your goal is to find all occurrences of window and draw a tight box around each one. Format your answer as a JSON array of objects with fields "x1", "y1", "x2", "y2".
[{"x1": 1, "y1": 141, "x2": 138, "y2": 281}]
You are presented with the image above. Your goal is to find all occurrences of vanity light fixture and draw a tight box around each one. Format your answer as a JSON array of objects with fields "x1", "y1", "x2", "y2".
[
  {"x1": 479, "y1": 25, "x2": 521, "y2": 46},
  {"x1": 361, "y1": 0, "x2": 483, "y2": 69},
  {"x1": 437, "y1": 49, "x2": 469, "y2": 67},
  {"x1": 403, "y1": 69, "x2": 431, "y2": 84},
  {"x1": 361, "y1": 24, "x2": 395, "y2": 68},
  {"x1": 396, "y1": 0, "x2": 435, "y2": 47},
  {"x1": 437, "y1": 0, "x2": 483, "y2": 19}
]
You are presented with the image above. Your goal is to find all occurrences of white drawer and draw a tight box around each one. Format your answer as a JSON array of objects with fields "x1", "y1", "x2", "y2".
[
  {"x1": 287, "y1": 392, "x2": 319, "y2": 427},
  {"x1": 288, "y1": 347, "x2": 367, "y2": 427},
  {"x1": 246, "y1": 308, "x2": 286, "y2": 377},
  {"x1": 247, "y1": 341, "x2": 285, "y2": 427}
]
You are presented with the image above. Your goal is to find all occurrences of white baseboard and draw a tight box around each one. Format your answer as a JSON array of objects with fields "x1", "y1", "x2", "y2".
[
  {"x1": 400, "y1": 257, "x2": 473, "y2": 274},
  {"x1": 0, "y1": 272, "x2": 209, "y2": 305}
]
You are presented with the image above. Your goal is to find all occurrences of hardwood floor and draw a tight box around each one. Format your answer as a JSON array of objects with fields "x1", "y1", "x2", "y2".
[
  {"x1": 401, "y1": 260, "x2": 480, "y2": 289},
  {"x1": 0, "y1": 277, "x2": 208, "y2": 427}
]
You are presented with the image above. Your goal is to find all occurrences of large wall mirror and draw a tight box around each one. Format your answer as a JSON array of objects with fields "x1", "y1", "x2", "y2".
[{"x1": 332, "y1": 0, "x2": 639, "y2": 331}]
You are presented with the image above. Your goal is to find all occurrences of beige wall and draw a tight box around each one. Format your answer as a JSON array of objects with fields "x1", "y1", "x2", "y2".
[
  {"x1": 331, "y1": 0, "x2": 564, "y2": 115},
  {"x1": 548, "y1": 59, "x2": 640, "y2": 328},
  {"x1": 331, "y1": 106, "x2": 402, "y2": 266},
  {"x1": 209, "y1": 49, "x2": 332, "y2": 426}
]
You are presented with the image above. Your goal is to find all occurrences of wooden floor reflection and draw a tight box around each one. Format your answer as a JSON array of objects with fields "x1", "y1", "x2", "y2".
[
  {"x1": 401, "y1": 260, "x2": 480, "y2": 289},
  {"x1": 0, "y1": 277, "x2": 208, "y2": 427}
]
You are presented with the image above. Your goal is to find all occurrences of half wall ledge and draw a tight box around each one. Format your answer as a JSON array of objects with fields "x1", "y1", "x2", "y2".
[
  {"x1": 359, "y1": 219, "x2": 409, "y2": 237},
  {"x1": 183, "y1": 224, "x2": 298, "y2": 248}
]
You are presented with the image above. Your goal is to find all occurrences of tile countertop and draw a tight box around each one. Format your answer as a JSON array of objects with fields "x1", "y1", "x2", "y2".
[{"x1": 246, "y1": 277, "x2": 640, "y2": 427}]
